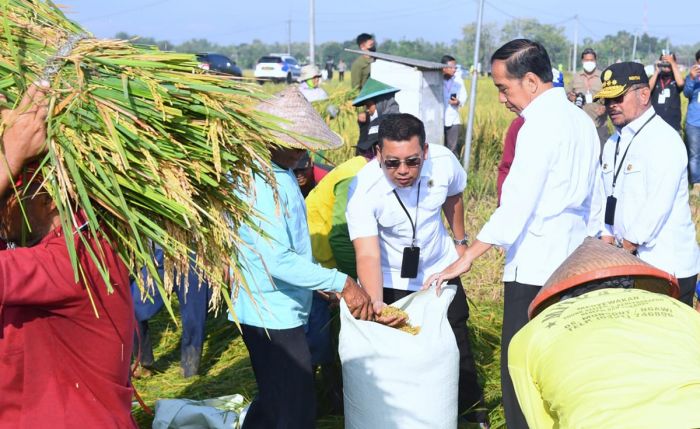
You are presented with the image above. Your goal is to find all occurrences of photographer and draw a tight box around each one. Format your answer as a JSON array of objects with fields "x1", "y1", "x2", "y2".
[
  {"x1": 566, "y1": 48, "x2": 609, "y2": 147},
  {"x1": 684, "y1": 49, "x2": 700, "y2": 196},
  {"x1": 650, "y1": 52, "x2": 684, "y2": 132}
]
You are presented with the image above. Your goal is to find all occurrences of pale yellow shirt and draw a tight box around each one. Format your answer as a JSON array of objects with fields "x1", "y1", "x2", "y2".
[{"x1": 509, "y1": 288, "x2": 700, "y2": 429}]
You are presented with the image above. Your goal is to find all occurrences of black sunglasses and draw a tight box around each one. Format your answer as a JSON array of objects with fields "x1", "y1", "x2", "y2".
[{"x1": 383, "y1": 156, "x2": 422, "y2": 169}]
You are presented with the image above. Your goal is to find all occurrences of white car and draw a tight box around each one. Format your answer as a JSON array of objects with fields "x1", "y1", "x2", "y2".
[{"x1": 254, "y1": 54, "x2": 302, "y2": 84}]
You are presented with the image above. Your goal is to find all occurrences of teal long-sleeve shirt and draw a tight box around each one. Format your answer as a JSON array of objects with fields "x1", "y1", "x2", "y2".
[{"x1": 231, "y1": 164, "x2": 347, "y2": 329}]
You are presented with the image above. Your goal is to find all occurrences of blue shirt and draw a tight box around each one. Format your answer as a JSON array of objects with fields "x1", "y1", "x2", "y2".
[
  {"x1": 684, "y1": 75, "x2": 700, "y2": 127},
  {"x1": 231, "y1": 164, "x2": 347, "y2": 329}
]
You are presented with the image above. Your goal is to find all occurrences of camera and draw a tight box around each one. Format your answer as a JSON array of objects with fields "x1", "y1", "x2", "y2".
[
  {"x1": 574, "y1": 92, "x2": 586, "y2": 108},
  {"x1": 659, "y1": 50, "x2": 672, "y2": 67}
]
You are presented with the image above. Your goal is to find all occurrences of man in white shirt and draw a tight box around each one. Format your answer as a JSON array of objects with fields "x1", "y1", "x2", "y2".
[
  {"x1": 594, "y1": 61, "x2": 700, "y2": 305},
  {"x1": 346, "y1": 113, "x2": 487, "y2": 425},
  {"x1": 424, "y1": 39, "x2": 603, "y2": 429},
  {"x1": 442, "y1": 55, "x2": 468, "y2": 157}
]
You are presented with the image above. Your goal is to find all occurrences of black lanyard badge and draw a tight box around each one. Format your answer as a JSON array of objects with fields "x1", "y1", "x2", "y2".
[
  {"x1": 394, "y1": 181, "x2": 421, "y2": 278},
  {"x1": 605, "y1": 113, "x2": 656, "y2": 226}
]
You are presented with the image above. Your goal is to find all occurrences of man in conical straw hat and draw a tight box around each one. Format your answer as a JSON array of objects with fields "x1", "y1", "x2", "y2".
[
  {"x1": 0, "y1": 86, "x2": 137, "y2": 427},
  {"x1": 508, "y1": 237, "x2": 700, "y2": 429},
  {"x1": 232, "y1": 85, "x2": 371, "y2": 428}
]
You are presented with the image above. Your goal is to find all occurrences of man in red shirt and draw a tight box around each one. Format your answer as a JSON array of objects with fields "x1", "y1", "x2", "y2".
[
  {"x1": 293, "y1": 151, "x2": 331, "y2": 197},
  {"x1": 0, "y1": 85, "x2": 136, "y2": 428},
  {"x1": 496, "y1": 116, "x2": 525, "y2": 205}
]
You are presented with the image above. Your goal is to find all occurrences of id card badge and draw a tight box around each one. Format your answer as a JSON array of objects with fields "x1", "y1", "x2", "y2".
[
  {"x1": 585, "y1": 92, "x2": 593, "y2": 104},
  {"x1": 658, "y1": 94, "x2": 666, "y2": 104},
  {"x1": 400, "y1": 246, "x2": 420, "y2": 278},
  {"x1": 605, "y1": 195, "x2": 617, "y2": 225},
  {"x1": 663, "y1": 88, "x2": 671, "y2": 98}
]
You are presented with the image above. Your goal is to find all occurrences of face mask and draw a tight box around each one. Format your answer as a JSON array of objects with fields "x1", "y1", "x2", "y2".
[
  {"x1": 582, "y1": 61, "x2": 596, "y2": 73},
  {"x1": 368, "y1": 45, "x2": 377, "y2": 52}
]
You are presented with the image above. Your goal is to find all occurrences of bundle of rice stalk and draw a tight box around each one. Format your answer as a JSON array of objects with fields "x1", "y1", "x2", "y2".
[
  {"x1": 313, "y1": 86, "x2": 358, "y2": 164},
  {"x1": 0, "y1": 0, "x2": 285, "y2": 314}
]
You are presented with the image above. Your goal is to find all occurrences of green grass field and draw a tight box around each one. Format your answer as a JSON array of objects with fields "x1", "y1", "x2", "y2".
[{"x1": 132, "y1": 74, "x2": 697, "y2": 429}]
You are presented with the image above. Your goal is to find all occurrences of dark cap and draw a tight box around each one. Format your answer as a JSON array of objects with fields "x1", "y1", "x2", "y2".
[
  {"x1": 594, "y1": 62, "x2": 649, "y2": 100},
  {"x1": 293, "y1": 151, "x2": 312, "y2": 170}
]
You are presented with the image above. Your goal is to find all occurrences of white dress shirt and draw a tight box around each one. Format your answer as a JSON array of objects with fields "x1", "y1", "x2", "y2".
[
  {"x1": 601, "y1": 106, "x2": 700, "y2": 278},
  {"x1": 346, "y1": 144, "x2": 466, "y2": 291},
  {"x1": 477, "y1": 87, "x2": 604, "y2": 286},
  {"x1": 443, "y1": 76, "x2": 467, "y2": 127}
]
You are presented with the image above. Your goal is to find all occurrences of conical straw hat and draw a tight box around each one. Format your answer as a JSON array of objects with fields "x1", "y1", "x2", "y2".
[
  {"x1": 529, "y1": 237, "x2": 679, "y2": 319},
  {"x1": 256, "y1": 85, "x2": 343, "y2": 150}
]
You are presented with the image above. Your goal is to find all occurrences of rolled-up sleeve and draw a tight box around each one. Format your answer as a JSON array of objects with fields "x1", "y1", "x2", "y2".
[
  {"x1": 477, "y1": 124, "x2": 552, "y2": 247},
  {"x1": 446, "y1": 151, "x2": 467, "y2": 196}
]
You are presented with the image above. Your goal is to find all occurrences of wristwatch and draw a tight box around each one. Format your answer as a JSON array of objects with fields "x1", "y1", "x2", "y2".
[{"x1": 453, "y1": 235, "x2": 469, "y2": 246}]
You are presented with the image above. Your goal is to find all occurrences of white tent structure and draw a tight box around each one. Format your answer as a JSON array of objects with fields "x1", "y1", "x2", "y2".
[{"x1": 346, "y1": 49, "x2": 446, "y2": 146}]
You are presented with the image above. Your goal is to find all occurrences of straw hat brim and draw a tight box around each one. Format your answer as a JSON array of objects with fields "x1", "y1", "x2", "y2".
[
  {"x1": 528, "y1": 237, "x2": 679, "y2": 319},
  {"x1": 256, "y1": 85, "x2": 343, "y2": 150}
]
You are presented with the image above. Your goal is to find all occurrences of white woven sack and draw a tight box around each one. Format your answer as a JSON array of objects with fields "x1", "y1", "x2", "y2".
[{"x1": 339, "y1": 284, "x2": 459, "y2": 429}]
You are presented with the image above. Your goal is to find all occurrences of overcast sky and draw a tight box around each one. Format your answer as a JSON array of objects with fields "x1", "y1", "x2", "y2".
[{"x1": 62, "y1": 0, "x2": 698, "y2": 47}]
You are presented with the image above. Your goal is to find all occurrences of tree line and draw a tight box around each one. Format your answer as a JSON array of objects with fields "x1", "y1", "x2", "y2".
[{"x1": 116, "y1": 18, "x2": 700, "y2": 70}]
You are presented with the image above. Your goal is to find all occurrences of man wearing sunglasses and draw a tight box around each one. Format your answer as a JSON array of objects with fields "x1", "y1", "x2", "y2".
[{"x1": 346, "y1": 113, "x2": 488, "y2": 426}]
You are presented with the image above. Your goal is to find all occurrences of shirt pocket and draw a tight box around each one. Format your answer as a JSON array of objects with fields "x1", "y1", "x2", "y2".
[
  {"x1": 377, "y1": 207, "x2": 411, "y2": 238},
  {"x1": 601, "y1": 161, "x2": 614, "y2": 194},
  {"x1": 621, "y1": 159, "x2": 645, "y2": 197},
  {"x1": 421, "y1": 180, "x2": 448, "y2": 211}
]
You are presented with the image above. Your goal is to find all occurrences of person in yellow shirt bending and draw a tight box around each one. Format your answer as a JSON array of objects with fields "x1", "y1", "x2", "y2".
[{"x1": 509, "y1": 237, "x2": 700, "y2": 429}]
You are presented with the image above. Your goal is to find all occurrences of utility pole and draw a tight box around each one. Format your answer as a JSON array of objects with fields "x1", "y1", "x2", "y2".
[
  {"x1": 572, "y1": 15, "x2": 578, "y2": 73},
  {"x1": 463, "y1": 0, "x2": 485, "y2": 172},
  {"x1": 287, "y1": 19, "x2": 292, "y2": 55},
  {"x1": 632, "y1": 30, "x2": 638, "y2": 61},
  {"x1": 309, "y1": 0, "x2": 316, "y2": 65}
]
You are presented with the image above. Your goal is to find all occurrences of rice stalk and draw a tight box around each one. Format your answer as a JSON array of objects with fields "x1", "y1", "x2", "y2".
[{"x1": 0, "y1": 0, "x2": 286, "y2": 315}]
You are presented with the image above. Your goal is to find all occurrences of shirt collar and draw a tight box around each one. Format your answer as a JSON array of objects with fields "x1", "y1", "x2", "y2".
[
  {"x1": 521, "y1": 87, "x2": 564, "y2": 120},
  {"x1": 578, "y1": 69, "x2": 601, "y2": 78},
  {"x1": 620, "y1": 106, "x2": 655, "y2": 136}
]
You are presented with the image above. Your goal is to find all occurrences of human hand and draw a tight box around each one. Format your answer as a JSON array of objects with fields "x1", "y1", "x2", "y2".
[
  {"x1": 600, "y1": 235, "x2": 615, "y2": 245},
  {"x1": 372, "y1": 302, "x2": 407, "y2": 327},
  {"x1": 690, "y1": 65, "x2": 700, "y2": 80},
  {"x1": 662, "y1": 54, "x2": 676, "y2": 66},
  {"x1": 449, "y1": 97, "x2": 460, "y2": 106},
  {"x1": 422, "y1": 257, "x2": 472, "y2": 296},
  {"x1": 621, "y1": 239, "x2": 638, "y2": 254},
  {"x1": 567, "y1": 91, "x2": 576, "y2": 102},
  {"x1": 1, "y1": 83, "x2": 50, "y2": 169},
  {"x1": 317, "y1": 291, "x2": 340, "y2": 309},
  {"x1": 357, "y1": 111, "x2": 367, "y2": 123},
  {"x1": 340, "y1": 276, "x2": 372, "y2": 320}
]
